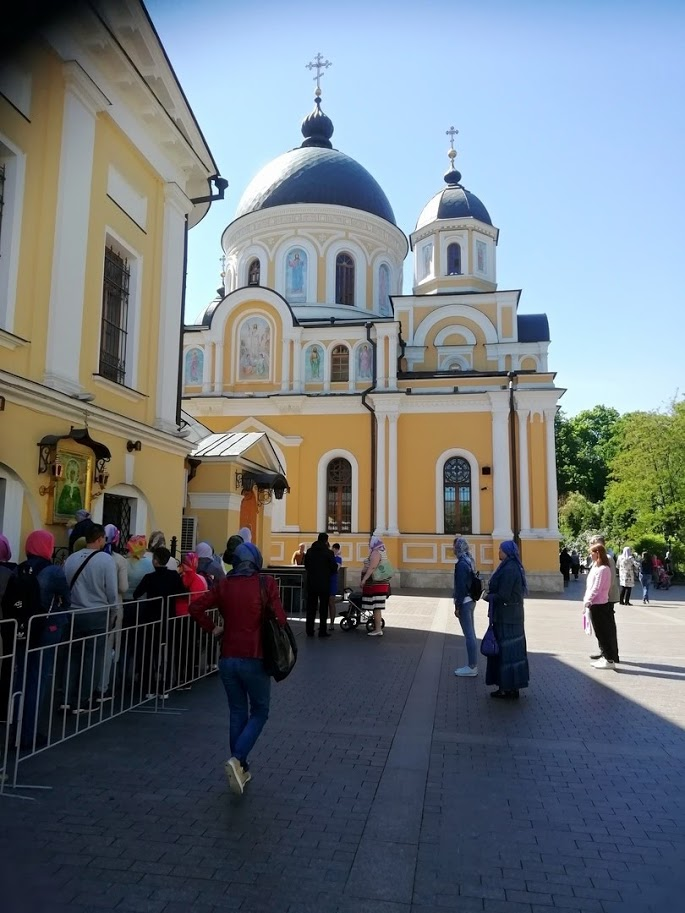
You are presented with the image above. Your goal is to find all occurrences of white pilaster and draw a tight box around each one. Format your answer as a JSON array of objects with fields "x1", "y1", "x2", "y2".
[
  {"x1": 489, "y1": 393, "x2": 512, "y2": 539},
  {"x1": 155, "y1": 182, "x2": 192, "y2": 432},
  {"x1": 375, "y1": 412, "x2": 387, "y2": 535},
  {"x1": 281, "y1": 338, "x2": 289, "y2": 391},
  {"x1": 44, "y1": 62, "x2": 109, "y2": 395},
  {"x1": 386, "y1": 412, "x2": 399, "y2": 535},
  {"x1": 375, "y1": 333, "x2": 386, "y2": 390},
  {"x1": 292, "y1": 336, "x2": 302, "y2": 392},
  {"x1": 213, "y1": 341, "x2": 223, "y2": 393},
  {"x1": 387, "y1": 331, "x2": 398, "y2": 391},
  {"x1": 517, "y1": 408, "x2": 531, "y2": 534},
  {"x1": 202, "y1": 346, "x2": 212, "y2": 394},
  {"x1": 544, "y1": 408, "x2": 560, "y2": 535}
]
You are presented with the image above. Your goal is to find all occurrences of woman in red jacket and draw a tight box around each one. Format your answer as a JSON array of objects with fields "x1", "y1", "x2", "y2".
[{"x1": 189, "y1": 542, "x2": 285, "y2": 795}]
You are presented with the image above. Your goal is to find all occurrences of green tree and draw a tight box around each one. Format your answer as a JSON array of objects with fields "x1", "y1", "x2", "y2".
[
  {"x1": 556, "y1": 405, "x2": 620, "y2": 502},
  {"x1": 605, "y1": 401, "x2": 685, "y2": 549},
  {"x1": 559, "y1": 492, "x2": 602, "y2": 542}
]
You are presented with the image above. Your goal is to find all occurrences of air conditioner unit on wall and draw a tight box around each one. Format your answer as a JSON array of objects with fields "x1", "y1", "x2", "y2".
[{"x1": 180, "y1": 517, "x2": 198, "y2": 553}]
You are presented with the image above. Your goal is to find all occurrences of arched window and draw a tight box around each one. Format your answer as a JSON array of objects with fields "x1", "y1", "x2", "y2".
[
  {"x1": 327, "y1": 458, "x2": 352, "y2": 533},
  {"x1": 330, "y1": 345, "x2": 349, "y2": 382},
  {"x1": 447, "y1": 243, "x2": 462, "y2": 275},
  {"x1": 443, "y1": 457, "x2": 471, "y2": 534},
  {"x1": 335, "y1": 253, "x2": 355, "y2": 306},
  {"x1": 247, "y1": 258, "x2": 260, "y2": 286}
]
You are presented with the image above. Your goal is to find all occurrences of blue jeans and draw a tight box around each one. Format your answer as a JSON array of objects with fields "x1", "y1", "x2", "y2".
[
  {"x1": 639, "y1": 573, "x2": 650, "y2": 600},
  {"x1": 14, "y1": 616, "x2": 67, "y2": 745},
  {"x1": 218, "y1": 657, "x2": 271, "y2": 769},
  {"x1": 456, "y1": 599, "x2": 477, "y2": 667},
  {"x1": 67, "y1": 609, "x2": 110, "y2": 705}
]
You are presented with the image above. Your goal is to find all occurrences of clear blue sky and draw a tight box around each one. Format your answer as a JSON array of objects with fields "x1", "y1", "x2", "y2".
[{"x1": 147, "y1": 0, "x2": 685, "y2": 418}]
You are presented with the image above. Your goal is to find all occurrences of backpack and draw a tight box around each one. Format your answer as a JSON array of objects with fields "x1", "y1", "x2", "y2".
[
  {"x1": 371, "y1": 556, "x2": 394, "y2": 583},
  {"x1": 468, "y1": 570, "x2": 483, "y2": 602},
  {"x1": 1, "y1": 560, "x2": 48, "y2": 643}
]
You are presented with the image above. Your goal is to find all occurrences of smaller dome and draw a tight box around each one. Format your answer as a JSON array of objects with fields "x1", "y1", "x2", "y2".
[{"x1": 416, "y1": 185, "x2": 492, "y2": 231}]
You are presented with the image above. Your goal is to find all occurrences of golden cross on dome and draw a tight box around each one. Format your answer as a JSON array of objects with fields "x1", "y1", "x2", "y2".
[
  {"x1": 446, "y1": 125, "x2": 459, "y2": 150},
  {"x1": 306, "y1": 52, "x2": 332, "y2": 94}
]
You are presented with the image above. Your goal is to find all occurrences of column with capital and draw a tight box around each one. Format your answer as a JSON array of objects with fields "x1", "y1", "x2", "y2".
[
  {"x1": 517, "y1": 408, "x2": 531, "y2": 534},
  {"x1": 489, "y1": 393, "x2": 513, "y2": 540},
  {"x1": 292, "y1": 335, "x2": 303, "y2": 393},
  {"x1": 376, "y1": 333, "x2": 386, "y2": 390},
  {"x1": 375, "y1": 412, "x2": 387, "y2": 535},
  {"x1": 386, "y1": 413, "x2": 399, "y2": 535},
  {"x1": 544, "y1": 408, "x2": 560, "y2": 534}
]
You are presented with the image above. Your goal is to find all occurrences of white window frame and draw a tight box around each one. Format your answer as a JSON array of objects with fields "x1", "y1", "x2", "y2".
[
  {"x1": 325, "y1": 238, "x2": 367, "y2": 307},
  {"x1": 436, "y1": 448, "x2": 480, "y2": 535},
  {"x1": 317, "y1": 449, "x2": 360, "y2": 534},
  {"x1": 0, "y1": 134, "x2": 26, "y2": 332}
]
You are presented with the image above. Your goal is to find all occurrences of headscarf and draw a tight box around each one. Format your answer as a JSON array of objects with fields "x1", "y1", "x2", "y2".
[
  {"x1": 223, "y1": 534, "x2": 244, "y2": 564},
  {"x1": 181, "y1": 552, "x2": 199, "y2": 573},
  {"x1": 369, "y1": 535, "x2": 385, "y2": 552},
  {"x1": 127, "y1": 535, "x2": 147, "y2": 560},
  {"x1": 453, "y1": 536, "x2": 475, "y2": 572},
  {"x1": 489, "y1": 540, "x2": 528, "y2": 596},
  {"x1": 104, "y1": 524, "x2": 120, "y2": 555},
  {"x1": 196, "y1": 541, "x2": 213, "y2": 559},
  {"x1": 237, "y1": 526, "x2": 252, "y2": 544},
  {"x1": 0, "y1": 534, "x2": 11, "y2": 562},
  {"x1": 74, "y1": 509, "x2": 90, "y2": 523},
  {"x1": 25, "y1": 530, "x2": 54, "y2": 561},
  {"x1": 72, "y1": 536, "x2": 87, "y2": 552},
  {"x1": 621, "y1": 547, "x2": 632, "y2": 559},
  {"x1": 230, "y1": 542, "x2": 262, "y2": 576},
  {"x1": 148, "y1": 530, "x2": 166, "y2": 551}
]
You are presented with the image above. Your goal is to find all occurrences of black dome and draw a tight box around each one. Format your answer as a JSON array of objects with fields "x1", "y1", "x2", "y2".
[
  {"x1": 235, "y1": 145, "x2": 396, "y2": 225},
  {"x1": 416, "y1": 185, "x2": 492, "y2": 230}
]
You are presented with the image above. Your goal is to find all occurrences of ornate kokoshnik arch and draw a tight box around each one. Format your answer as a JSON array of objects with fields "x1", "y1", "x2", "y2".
[
  {"x1": 203, "y1": 286, "x2": 295, "y2": 345},
  {"x1": 435, "y1": 448, "x2": 481, "y2": 536},
  {"x1": 411, "y1": 304, "x2": 499, "y2": 347}
]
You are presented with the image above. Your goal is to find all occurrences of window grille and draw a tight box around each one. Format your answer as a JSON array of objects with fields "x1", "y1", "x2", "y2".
[
  {"x1": 330, "y1": 345, "x2": 349, "y2": 382},
  {"x1": 326, "y1": 458, "x2": 352, "y2": 533},
  {"x1": 443, "y1": 457, "x2": 472, "y2": 534},
  {"x1": 335, "y1": 253, "x2": 355, "y2": 306},
  {"x1": 181, "y1": 517, "x2": 198, "y2": 552},
  {"x1": 99, "y1": 246, "x2": 130, "y2": 384}
]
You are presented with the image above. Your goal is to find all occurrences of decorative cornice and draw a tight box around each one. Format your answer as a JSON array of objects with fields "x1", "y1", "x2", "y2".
[{"x1": 62, "y1": 60, "x2": 110, "y2": 115}]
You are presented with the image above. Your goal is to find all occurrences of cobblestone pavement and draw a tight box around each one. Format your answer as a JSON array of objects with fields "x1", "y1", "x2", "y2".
[{"x1": 1, "y1": 580, "x2": 684, "y2": 913}]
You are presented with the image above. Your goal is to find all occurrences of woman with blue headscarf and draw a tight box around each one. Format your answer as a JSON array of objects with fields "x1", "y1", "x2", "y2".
[
  {"x1": 485, "y1": 540, "x2": 529, "y2": 699},
  {"x1": 189, "y1": 542, "x2": 286, "y2": 796}
]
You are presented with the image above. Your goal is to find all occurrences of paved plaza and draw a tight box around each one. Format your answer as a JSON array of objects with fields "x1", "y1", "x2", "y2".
[{"x1": 1, "y1": 580, "x2": 685, "y2": 913}]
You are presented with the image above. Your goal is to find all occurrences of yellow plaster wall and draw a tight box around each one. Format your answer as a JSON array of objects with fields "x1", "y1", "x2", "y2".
[{"x1": 529, "y1": 414, "x2": 547, "y2": 529}]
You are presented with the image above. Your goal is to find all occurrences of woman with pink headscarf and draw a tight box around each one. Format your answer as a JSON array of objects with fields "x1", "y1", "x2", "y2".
[
  {"x1": 176, "y1": 552, "x2": 208, "y2": 616},
  {"x1": 360, "y1": 536, "x2": 391, "y2": 637}
]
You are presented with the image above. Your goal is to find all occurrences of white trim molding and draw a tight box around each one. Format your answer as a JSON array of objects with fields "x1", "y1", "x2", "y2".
[
  {"x1": 435, "y1": 448, "x2": 481, "y2": 536},
  {"x1": 0, "y1": 133, "x2": 26, "y2": 333},
  {"x1": 317, "y1": 449, "x2": 359, "y2": 534}
]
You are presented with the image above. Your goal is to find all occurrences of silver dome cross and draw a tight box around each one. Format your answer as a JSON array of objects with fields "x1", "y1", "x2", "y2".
[{"x1": 306, "y1": 53, "x2": 332, "y2": 92}]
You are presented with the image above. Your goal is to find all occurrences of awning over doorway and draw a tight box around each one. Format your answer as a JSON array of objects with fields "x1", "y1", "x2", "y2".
[{"x1": 189, "y1": 431, "x2": 289, "y2": 492}]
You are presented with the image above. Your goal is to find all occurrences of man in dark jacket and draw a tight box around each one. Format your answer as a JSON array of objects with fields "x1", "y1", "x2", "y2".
[{"x1": 304, "y1": 533, "x2": 337, "y2": 638}]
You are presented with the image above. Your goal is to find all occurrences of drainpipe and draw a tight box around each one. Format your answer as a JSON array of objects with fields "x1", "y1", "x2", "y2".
[
  {"x1": 175, "y1": 214, "x2": 189, "y2": 428},
  {"x1": 508, "y1": 371, "x2": 520, "y2": 546},
  {"x1": 360, "y1": 322, "x2": 377, "y2": 535}
]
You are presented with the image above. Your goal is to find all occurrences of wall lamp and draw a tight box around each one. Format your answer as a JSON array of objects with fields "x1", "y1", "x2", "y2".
[{"x1": 126, "y1": 440, "x2": 142, "y2": 452}]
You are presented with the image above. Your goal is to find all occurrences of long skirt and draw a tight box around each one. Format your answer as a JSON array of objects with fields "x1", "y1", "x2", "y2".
[{"x1": 485, "y1": 610, "x2": 529, "y2": 691}]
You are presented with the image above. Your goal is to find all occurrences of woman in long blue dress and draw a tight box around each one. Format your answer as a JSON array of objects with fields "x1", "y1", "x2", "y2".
[{"x1": 485, "y1": 540, "x2": 529, "y2": 700}]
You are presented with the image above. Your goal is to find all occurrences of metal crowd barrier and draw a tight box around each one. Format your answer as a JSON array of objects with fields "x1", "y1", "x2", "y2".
[
  {"x1": 0, "y1": 596, "x2": 220, "y2": 799},
  {"x1": 265, "y1": 566, "x2": 307, "y2": 616}
]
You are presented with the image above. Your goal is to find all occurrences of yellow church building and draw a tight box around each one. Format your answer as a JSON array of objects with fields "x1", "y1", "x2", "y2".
[
  {"x1": 0, "y1": 0, "x2": 226, "y2": 557},
  {"x1": 182, "y1": 76, "x2": 564, "y2": 591}
]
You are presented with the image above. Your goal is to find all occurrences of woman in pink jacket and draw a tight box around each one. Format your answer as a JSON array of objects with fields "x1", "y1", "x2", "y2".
[{"x1": 584, "y1": 543, "x2": 619, "y2": 669}]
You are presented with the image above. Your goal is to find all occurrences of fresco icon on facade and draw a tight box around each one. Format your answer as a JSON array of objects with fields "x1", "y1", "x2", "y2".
[
  {"x1": 53, "y1": 450, "x2": 93, "y2": 522},
  {"x1": 239, "y1": 317, "x2": 271, "y2": 379},
  {"x1": 285, "y1": 247, "x2": 307, "y2": 303},
  {"x1": 304, "y1": 344, "x2": 323, "y2": 381},
  {"x1": 378, "y1": 263, "x2": 392, "y2": 316},
  {"x1": 184, "y1": 347, "x2": 203, "y2": 384},
  {"x1": 357, "y1": 343, "x2": 372, "y2": 380}
]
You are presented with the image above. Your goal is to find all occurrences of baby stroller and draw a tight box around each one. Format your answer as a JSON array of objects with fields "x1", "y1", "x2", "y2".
[
  {"x1": 338, "y1": 588, "x2": 387, "y2": 632},
  {"x1": 655, "y1": 566, "x2": 672, "y2": 590}
]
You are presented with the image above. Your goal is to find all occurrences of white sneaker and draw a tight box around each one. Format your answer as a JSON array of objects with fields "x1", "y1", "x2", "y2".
[
  {"x1": 367, "y1": 630, "x2": 383, "y2": 636},
  {"x1": 592, "y1": 658, "x2": 615, "y2": 670},
  {"x1": 225, "y1": 756, "x2": 247, "y2": 795},
  {"x1": 454, "y1": 666, "x2": 478, "y2": 677},
  {"x1": 242, "y1": 769, "x2": 252, "y2": 786}
]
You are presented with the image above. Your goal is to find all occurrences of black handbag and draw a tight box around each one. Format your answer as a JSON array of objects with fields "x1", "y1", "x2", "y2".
[{"x1": 259, "y1": 577, "x2": 297, "y2": 682}]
